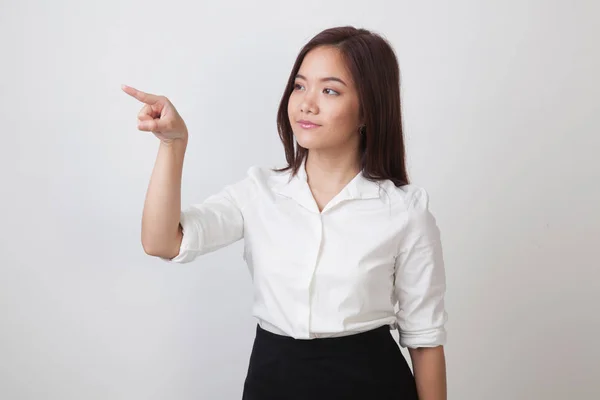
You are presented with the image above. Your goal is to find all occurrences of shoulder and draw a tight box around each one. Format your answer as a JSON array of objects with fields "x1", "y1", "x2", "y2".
[
  {"x1": 379, "y1": 181, "x2": 433, "y2": 213},
  {"x1": 382, "y1": 181, "x2": 440, "y2": 239},
  {"x1": 242, "y1": 165, "x2": 291, "y2": 191},
  {"x1": 245, "y1": 164, "x2": 289, "y2": 183},
  {"x1": 225, "y1": 165, "x2": 290, "y2": 200},
  {"x1": 386, "y1": 182, "x2": 442, "y2": 250}
]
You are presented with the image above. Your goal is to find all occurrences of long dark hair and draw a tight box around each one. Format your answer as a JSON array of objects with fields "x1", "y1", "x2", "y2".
[{"x1": 275, "y1": 26, "x2": 409, "y2": 187}]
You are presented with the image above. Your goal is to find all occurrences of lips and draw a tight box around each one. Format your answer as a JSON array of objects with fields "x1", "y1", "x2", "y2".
[{"x1": 297, "y1": 120, "x2": 321, "y2": 129}]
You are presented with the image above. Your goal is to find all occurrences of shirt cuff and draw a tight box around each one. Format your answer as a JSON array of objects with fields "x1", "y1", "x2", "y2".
[
  {"x1": 160, "y1": 210, "x2": 200, "y2": 263},
  {"x1": 398, "y1": 324, "x2": 447, "y2": 348}
]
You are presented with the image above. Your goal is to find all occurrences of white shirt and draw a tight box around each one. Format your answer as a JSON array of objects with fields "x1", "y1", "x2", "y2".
[{"x1": 162, "y1": 161, "x2": 448, "y2": 348}]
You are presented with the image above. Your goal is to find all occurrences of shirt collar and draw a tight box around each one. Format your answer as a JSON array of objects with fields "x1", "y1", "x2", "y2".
[{"x1": 273, "y1": 159, "x2": 381, "y2": 213}]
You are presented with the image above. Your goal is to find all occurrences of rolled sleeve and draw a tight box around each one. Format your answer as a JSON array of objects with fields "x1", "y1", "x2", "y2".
[
  {"x1": 161, "y1": 184, "x2": 246, "y2": 264},
  {"x1": 394, "y1": 187, "x2": 448, "y2": 348}
]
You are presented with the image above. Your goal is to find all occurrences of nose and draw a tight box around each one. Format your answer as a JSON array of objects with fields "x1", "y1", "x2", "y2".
[{"x1": 299, "y1": 90, "x2": 318, "y2": 115}]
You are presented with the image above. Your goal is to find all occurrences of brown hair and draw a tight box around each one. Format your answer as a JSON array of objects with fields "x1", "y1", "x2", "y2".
[{"x1": 275, "y1": 26, "x2": 410, "y2": 187}]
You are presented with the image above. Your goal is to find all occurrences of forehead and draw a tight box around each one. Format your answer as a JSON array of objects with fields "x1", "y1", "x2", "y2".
[{"x1": 297, "y1": 46, "x2": 353, "y2": 83}]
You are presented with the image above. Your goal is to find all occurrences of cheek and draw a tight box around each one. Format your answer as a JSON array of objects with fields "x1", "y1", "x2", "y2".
[
  {"x1": 329, "y1": 104, "x2": 359, "y2": 128},
  {"x1": 287, "y1": 93, "x2": 298, "y2": 116}
]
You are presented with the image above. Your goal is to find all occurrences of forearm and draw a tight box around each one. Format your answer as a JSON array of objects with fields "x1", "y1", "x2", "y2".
[
  {"x1": 141, "y1": 135, "x2": 188, "y2": 256},
  {"x1": 408, "y1": 345, "x2": 447, "y2": 400}
]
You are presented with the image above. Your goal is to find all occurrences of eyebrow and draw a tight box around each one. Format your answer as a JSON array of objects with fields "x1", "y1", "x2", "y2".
[{"x1": 295, "y1": 74, "x2": 347, "y2": 87}]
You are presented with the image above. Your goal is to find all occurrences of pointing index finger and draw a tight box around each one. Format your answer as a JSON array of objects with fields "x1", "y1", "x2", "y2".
[{"x1": 121, "y1": 84, "x2": 160, "y2": 105}]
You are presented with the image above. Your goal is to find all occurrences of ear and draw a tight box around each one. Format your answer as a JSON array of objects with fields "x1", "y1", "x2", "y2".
[
  {"x1": 358, "y1": 124, "x2": 366, "y2": 135},
  {"x1": 358, "y1": 110, "x2": 365, "y2": 126}
]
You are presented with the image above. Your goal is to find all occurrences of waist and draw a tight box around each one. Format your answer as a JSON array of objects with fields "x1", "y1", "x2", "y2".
[
  {"x1": 257, "y1": 316, "x2": 398, "y2": 340},
  {"x1": 255, "y1": 322, "x2": 393, "y2": 349}
]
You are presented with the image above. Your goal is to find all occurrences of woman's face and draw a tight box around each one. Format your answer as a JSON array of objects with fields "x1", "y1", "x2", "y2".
[{"x1": 288, "y1": 46, "x2": 362, "y2": 153}]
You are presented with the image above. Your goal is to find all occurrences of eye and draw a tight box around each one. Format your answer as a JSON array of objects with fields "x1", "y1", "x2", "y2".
[
  {"x1": 323, "y1": 88, "x2": 339, "y2": 96},
  {"x1": 293, "y1": 83, "x2": 304, "y2": 91}
]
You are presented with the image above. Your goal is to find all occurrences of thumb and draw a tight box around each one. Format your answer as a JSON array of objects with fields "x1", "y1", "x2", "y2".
[{"x1": 138, "y1": 119, "x2": 163, "y2": 132}]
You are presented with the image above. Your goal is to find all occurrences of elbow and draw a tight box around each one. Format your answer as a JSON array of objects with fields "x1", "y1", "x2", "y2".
[
  {"x1": 142, "y1": 241, "x2": 167, "y2": 258},
  {"x1": 141, "y1": 225, "x2": 183, "y2": 259},
  {"x1": 141, "y1": 233, "x2": 159, "y2": 256},
  {"x1": 141, "y1": 238, "x2": 178, "y2": 259},
  {"x1": 142, "y1": 244, "x2": 179, "y2": 260}
]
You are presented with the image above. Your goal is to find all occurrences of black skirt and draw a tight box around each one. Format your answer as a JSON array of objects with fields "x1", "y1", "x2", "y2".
[{"x1": 242, "y1": 324, "x2": 418, "y2": 400}]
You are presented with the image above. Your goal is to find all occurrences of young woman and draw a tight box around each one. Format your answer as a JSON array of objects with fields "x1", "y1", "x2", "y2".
[{"x1": 123, "y1": 26, "x2": 448, "y2": 400}]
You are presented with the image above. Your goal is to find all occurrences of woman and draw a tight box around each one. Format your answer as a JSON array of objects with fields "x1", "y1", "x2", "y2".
[{"x1": 123, "y1": 26, "x2": 447, "y2": 400}]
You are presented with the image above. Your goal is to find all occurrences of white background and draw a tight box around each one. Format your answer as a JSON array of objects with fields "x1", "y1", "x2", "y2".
[{"x1": 1, "y1": 0, "x2": 598, "y2": 398}]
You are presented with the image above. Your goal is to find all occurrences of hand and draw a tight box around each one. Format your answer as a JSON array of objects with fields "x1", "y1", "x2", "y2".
[{"x1": 122, "y1": 84, "x2": 188, "y2": 143}]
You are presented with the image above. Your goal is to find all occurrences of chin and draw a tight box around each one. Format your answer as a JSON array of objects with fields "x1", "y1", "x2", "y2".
[
  {"x1": 294, "y1": 129, "x2": 356, "y2": 153},
  {"x1": 294, "y1": 131, "x2": 329, "y2": 150}
]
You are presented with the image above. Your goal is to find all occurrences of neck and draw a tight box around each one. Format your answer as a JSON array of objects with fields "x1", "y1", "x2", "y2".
[{"x1": 304, "y1": 149, "x2": 361, "y2": 193}]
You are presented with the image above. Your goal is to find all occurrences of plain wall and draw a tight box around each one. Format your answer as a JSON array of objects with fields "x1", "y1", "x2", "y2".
[{"x1": 1, "y1": 0, "x2": 598, "y2": 398}]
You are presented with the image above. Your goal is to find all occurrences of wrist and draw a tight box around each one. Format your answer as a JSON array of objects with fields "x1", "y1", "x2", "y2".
[{"x1": 161, "y1": 132, "x2": 188, "y2": 147}]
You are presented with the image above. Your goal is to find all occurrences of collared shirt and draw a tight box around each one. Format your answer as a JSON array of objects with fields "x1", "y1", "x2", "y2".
[{"x1": 162, "y1": 162, "x2": 448, "y2": 348}]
